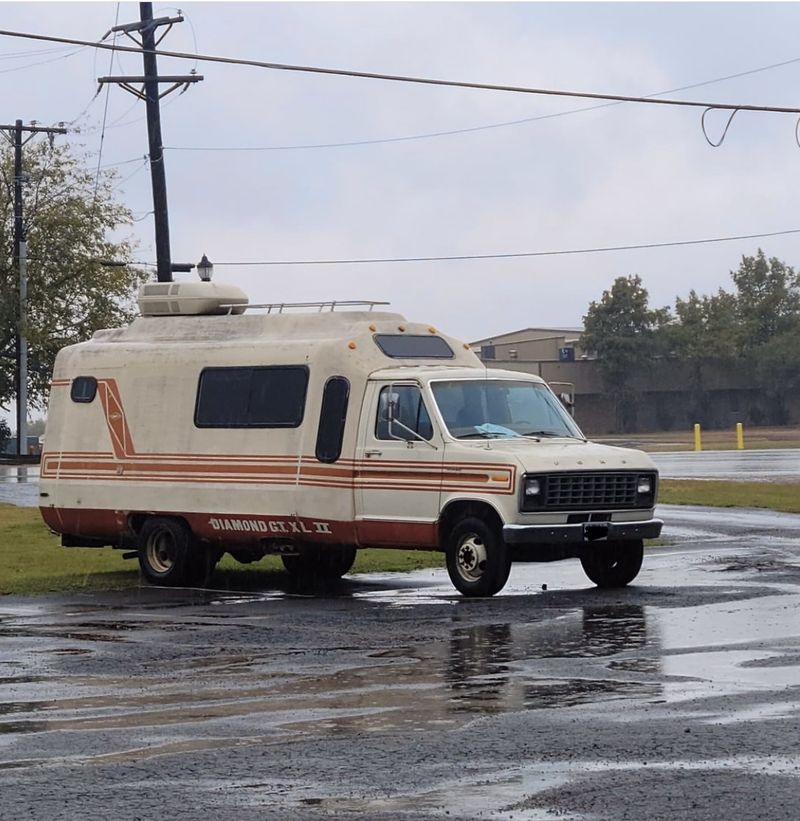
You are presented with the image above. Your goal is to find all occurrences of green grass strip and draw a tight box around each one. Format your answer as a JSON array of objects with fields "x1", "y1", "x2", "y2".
[{"x1": 0, "y1": 504, "x2": 442, "y2": 596}]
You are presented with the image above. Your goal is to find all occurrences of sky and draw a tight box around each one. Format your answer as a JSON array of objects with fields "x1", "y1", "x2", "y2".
[{"x1": 3, "y1": 0, "x2": 800, "y2": 352}]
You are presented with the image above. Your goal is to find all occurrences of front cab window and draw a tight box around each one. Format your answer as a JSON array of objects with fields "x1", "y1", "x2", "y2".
[{"x1": 431, "y1": 379, "x2": 583, "y2": 440}]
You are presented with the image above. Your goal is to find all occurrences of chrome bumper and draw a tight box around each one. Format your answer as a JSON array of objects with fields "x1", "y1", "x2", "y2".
[{"x1": 503, "y1": 518, "x2": 663, "y2": 545}]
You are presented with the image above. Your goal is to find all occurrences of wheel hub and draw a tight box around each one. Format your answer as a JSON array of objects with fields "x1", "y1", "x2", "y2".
[
  {"x1": 456, "y1": 534, "x2": 488, "y2": 582},
  {"x1": 147, "y1": 532, "x2": 176, "y2": 574}
]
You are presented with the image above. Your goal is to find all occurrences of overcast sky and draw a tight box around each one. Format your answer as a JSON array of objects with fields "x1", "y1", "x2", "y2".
[{"x1": 3, "y1": 1, "x2": 800, "y2": 347}]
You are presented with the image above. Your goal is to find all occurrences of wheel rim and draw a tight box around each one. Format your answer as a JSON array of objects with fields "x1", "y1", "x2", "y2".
[
  {"x1": 455, "y1": 533, "x2": 488, "y2": 583},
  {"x1": 146, "y1": 530, "x2": 177, "y2": 574}
]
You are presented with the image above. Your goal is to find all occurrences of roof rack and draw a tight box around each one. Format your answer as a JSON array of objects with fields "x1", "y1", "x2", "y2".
[{"x1": 221, "y1": 300, "x2": 390, "y2": 314}]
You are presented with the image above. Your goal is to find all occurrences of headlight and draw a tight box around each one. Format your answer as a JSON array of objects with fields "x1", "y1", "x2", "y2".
[
  {"x1": 637, "y1": 476, "x2": 652, "y2": 495},
  {"x1": 524, "y1": 478, "x2": 542, "y2": 497}
]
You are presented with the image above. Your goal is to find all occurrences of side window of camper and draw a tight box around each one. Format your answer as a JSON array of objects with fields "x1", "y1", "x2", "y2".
[
  {"x1": 315, "y1": 377, "x2": 350, "y2": 463},
  {"x1": 195, "y1": 366, "x2": 309, "y2": 428},
  {"x1": 70, "y1": 376, "x2": 97, "y2": 403},
  {"x1": 376, "y1": 385, "x2": 433, "y2": 441}
]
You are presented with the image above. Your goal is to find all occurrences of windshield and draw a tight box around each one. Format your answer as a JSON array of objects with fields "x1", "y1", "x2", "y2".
[{"x1": 430, "y1": 379, "x2": 584, "y2": 440}]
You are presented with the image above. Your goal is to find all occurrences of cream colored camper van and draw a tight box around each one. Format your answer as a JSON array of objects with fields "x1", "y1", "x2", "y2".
[{"x1": 40, "y1": 281, "x2": 662, "y2": 597}]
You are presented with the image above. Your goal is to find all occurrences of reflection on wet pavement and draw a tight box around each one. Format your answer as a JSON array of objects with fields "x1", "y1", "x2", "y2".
[
  {"x1": 652, "y1": 447, "x2": 800, "y2": 482},
  {"x1": 0, "y1": 465, "x2": 39, "y2": 507}
]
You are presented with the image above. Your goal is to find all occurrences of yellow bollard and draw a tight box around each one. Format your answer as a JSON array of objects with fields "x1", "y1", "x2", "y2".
[
  {"x1": 693, "y1": 423, "x2": 702, "y2": 452},
  {"x1": 736, "y1": 422, "x2": 744, "y2": 450}
]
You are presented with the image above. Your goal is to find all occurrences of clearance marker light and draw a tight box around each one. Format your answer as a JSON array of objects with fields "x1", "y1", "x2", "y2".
[
  {"x1": 348, "y1": 341, "x2": 357, "y2": 350},
  {"x1": 369, "y1": 323, "x2": 377, "y2": 332}
]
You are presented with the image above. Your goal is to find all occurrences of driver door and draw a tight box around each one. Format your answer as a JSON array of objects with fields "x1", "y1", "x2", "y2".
[{"x1": 354, "y1": 381, "x2": 444, "y2": 547}]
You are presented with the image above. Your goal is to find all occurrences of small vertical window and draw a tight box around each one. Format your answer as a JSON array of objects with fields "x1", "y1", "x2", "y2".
[
  {"x1": 315, "y1": 377, "x2": 350, "y2": 463},
  {"x1": 70, "y1": 376, "x2": 97, "y2": 403}
]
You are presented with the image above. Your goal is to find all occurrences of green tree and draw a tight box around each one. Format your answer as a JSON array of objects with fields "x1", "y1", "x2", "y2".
[
  {"x1": 581, "y1": 275, "x2": 670, "y2": 431},
  {"x1": 0, "y1": 140, "x2": 147, "y2": 409},
  {"x1": 0, "y1": 418, "x2": 9, "y2": 452},
  {"x1": 27, "y1": 417, "x2": 46, "y2": 436},
  {"x1": 753, "y1": 325, "x2": 800, "y2": 424},
  {"x1": 664, "y1": 288, "x2": 740, "y2": 424},
  {"x1": 729, "y1": 250, "x2": 800, "y2": 423},
  {"x1": 732, "y1": 249, "x2": 800, "y2": 350}
]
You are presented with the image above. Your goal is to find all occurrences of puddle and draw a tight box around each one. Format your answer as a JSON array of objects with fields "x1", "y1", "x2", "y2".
[{"x1": 0, "y1": 466, "x2": 40, "y2": 507}]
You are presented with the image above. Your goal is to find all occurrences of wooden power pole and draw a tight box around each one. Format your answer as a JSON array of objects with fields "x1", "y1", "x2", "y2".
[{"x1": 98, "y1": 3, "x2": 202, "y2": 282}]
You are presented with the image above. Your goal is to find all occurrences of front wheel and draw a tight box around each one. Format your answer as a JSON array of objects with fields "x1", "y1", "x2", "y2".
[
  {"x1": 446, "y1": 517, "x2": 511, "y2": 597},
  {"x1": 580, "y1": 539, "x2": 643, "y2": 588}
]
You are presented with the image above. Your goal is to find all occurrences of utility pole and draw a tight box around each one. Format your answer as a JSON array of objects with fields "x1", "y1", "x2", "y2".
[
  {"x1": 98, "y1": 3, "x2": 202, "y2": 282},
  {"x1": 0, "y1": 120, "x2": 67, "y2": 457}
]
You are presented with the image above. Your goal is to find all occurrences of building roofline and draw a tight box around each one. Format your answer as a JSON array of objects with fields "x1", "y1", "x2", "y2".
[{"x1": 470, "y1": 326, "x2": 583, "y2": 346}]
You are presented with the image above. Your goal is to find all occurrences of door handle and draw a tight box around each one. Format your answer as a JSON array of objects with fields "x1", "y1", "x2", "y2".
[{"x1": 364, "y1": 449, "x2": 383, "y2": 457}]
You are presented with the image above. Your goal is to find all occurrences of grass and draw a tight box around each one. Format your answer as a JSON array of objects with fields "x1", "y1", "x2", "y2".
[
  {"x1": 0, "y1": 504, "x2": 443, "y2": 596},
  {"x1": 659, "y1": 479, "x2": 800, "y2": 514},
  {"x1": 596, "y1": 425, "x2": 800, "y2": 453}
]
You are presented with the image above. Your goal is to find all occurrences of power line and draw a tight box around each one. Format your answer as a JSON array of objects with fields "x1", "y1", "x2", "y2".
[
  {"x1": 3, "y1": 27, "x2": 800, "y2": 116},
  {"x1": 164, "y1": 53, "x2": 800, "y2": 152},
  {"x1": 135, "y1": 228, "x2": 800, "y2": 268},
  {"x1": 92, "y1": 4, "x2": 121, "y2": 211},
  {"x1": 0, "y1": 47, "x2": 84, "y2": 75}
]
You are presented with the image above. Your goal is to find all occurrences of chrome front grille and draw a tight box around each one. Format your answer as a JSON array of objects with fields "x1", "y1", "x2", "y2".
[{"x1": 545, "y1": 472, "x2": 639, "y2": 509}]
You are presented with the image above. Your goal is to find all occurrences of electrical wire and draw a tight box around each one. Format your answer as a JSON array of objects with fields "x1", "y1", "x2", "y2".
[
  {"x1": 0, "y1": 44, "x2": 78, "y2": 59},
  {"x1": 702, "y1": 107, "x2": 740, "y2": 147},
  {"x1": 0, "y1": 46, "x2": 84, "y2": 74},
  {"x1": 111, "y1": 157, "x2": 149, "y2": 190},
  {"x1": 91, "y1": 4, "x2": 121, "y2": 211},
  {"x1": 134, "y1": 228, "x2": 800, "y2": 268},
  {"x1": 99, "y1": 155, "x2": 148, "y2": 169},
  {"x1": 165, "y1": 54, "x2": 800, "y2": 152},
  {"x1": 3, "y1": 27, "x2": 800, "y2": 116}
]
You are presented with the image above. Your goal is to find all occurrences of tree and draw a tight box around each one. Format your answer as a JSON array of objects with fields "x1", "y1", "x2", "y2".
[
  {"x1": 0, "y1": 140, "x2": 147, "y2": 410},
  {"x1": 581, "y1": 275, "x2": 670, "y2": 431},
  {"x1": 732, "y1": 249, "x2": 800, "y2": 350},
  {"x1": 728, "y1": 251, "x2": 800, "y2": 423},
  {"x1": 664, "y1": 288, "x2": 740, "y2": 424},
  {"x1": 0, "y1": 418, "x2": 9, "y2": 452},
  {"x1": 27, "y1": 417, "x2": 46, "y2": 436}
]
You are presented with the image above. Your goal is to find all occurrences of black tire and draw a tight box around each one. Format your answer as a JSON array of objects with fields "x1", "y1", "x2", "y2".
[
  {"x1": 446, "y1": 516, "x2": 511, "y2": 597},
  {"x1": 580, "y1": 539, "x2": 643, "y2": 588},
  {"x1": 282, "y1": 545, "x2": 357, "y2": 580},
  {"x1": 138, "y1": 517, "x2": 209, "y2": 587}
]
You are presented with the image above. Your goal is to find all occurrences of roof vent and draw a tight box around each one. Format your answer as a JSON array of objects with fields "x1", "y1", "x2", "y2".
[{"x1": 138, "y1": 281, "x2": 249, "y2": 316}]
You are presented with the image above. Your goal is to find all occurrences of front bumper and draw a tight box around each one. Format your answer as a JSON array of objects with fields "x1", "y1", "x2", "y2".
[{"x1": 503, "y1": 518, "x2": 663, "y2": 545}]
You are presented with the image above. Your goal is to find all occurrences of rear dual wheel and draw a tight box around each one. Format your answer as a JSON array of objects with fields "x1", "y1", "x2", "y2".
[
  {"x1": 281, "y1": 546, "x2": 357, "y2": 581},
  {"x1": 138, "y1": 517, "x2": 216, "y2": 587},
  {"x1": 446, "y1": 517, "x2": 511, "y2": 598},
  {"x1": 580, "y1": 539, "x2": 643, "y2": 588}
]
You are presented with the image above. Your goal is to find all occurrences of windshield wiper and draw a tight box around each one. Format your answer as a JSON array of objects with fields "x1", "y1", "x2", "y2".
[
  {"x1": 457, "y1": 431, "x2": 500, "y2": 439},
  {"x1": 521, "y1": 430, "x2": 570, "y2": 438}
]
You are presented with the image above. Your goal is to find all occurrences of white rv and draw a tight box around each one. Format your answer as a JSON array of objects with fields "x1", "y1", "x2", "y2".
[{"x1": 40, "y1": 281, "x2": 662, "y2": 597}]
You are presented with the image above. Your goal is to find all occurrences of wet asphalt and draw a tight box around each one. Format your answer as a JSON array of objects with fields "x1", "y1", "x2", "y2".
[
  {"x1": 652, "y1": 447, "x2": 800, "y2": 482},
  {"x1": 1, "y1": 504, "x2": 799, "y2": 820}
]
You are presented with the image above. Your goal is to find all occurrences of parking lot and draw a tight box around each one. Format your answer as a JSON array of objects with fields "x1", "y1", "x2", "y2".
[{"x1": 1, "y1": 503, "x2": 798, "y2": 820}]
